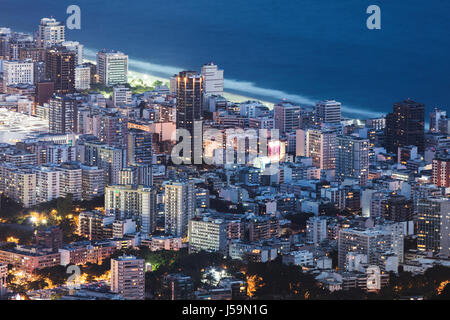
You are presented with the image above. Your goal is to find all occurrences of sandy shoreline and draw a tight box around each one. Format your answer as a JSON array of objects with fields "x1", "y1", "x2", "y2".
[{"x1": 86, "y1": 59, "x2": 275, "y2": 108}]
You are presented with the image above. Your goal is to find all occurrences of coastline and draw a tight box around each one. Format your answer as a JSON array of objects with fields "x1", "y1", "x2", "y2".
[{"x1": 85, "y1": 57, "x2": 275, "y2": 108}]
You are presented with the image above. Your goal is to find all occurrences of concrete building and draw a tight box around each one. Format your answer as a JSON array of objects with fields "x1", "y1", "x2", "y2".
[
  {"x1": 57, "y1": 162, "x2": 82, "y2": 201},
  {"x1": 35, "y1": 166, "x2": 60, "y2": 203},
  {"x1": 188, "y1": 216, "x2": 228, "y2": 254},
  {"x1": 164, "y1": 180, "x2": 195, "y2": 238},
  {"x1": 336, "y1": 135, "x2": 369, "y2": 186},
  {"x1": 111, "y1": 255, "x2": 145, "y2": 300},
  {"x1": 37, "y1": 18, "x2": 65, "y2": 48},
  {"x1": 62, "y1": 41, "x2": 84, "y2": 65},
  {"x1": 49, "y1": 95, "x2": 79, "y2": 134},
  {"x1": 0, "y1": 163, "x2": 36, "y2": 208},
  {"x1": 75, "y1": 64, "x2": 91, "y2": 91},
  {"x1": 0, "y1": 245, "x2": 61, "y2": 273},
  {"x1": 315, "y1": 100, "x2": 341, "y2": 124},
  {"x1": 432, "y1": 154, "x2": 450, "y2": 188},
  {"x1": 2, "y1": 59, "x2": 34, "y2": 88},
  {"x1": 298, "y1": 129, "x2": 337, "y2": 169},
  {"x1": 127, "y1": 129, "x2": 153, "y2": 166},
  {"x1": 113, "y1": 85, "x2": 132, "y2": 107},
  {"x1": 105, "y1": 185, "x2": 157, "y2": 235},
  {"x1": 417, "y1": 197, "x2": 450, "y2": 257},
  {"x1": 83, "y1": 141, "x2": 123, "y2": 185},
  {"x1": 78, "y1": 211, "x2": 114, "y2": 240},
  {"x1": 274, "y1": 102, "x2": 301, "y2": 134},
  {"x1": 338, "y1": 228, "x2": 394, "y2": 272},
  {"x1": 45, "y1": 47, "x2": 76, "y2": 94},
  {"x1": 282, "y1": 250, "x2": 314, "y2": 266},
  {"x1": 306, "y1": 216, "x2": 327, "y2": 245},
  {"x1": 81, "y1": 165, "x2": 104, "y2": 200},
  {"x1": 0, "y1": 263, "x2": 7, "y2": 297},
  {"x1": 201, "y1": 62, "x2": 224, "y2": 96},
  {"x1": 96, "y1": 50, "x2": 128, "y2": 86}
]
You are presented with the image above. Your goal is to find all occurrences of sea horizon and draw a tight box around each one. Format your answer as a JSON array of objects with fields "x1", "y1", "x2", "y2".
[{"x1": 1, "y1": 0, "x2": 448, "y2": 120}]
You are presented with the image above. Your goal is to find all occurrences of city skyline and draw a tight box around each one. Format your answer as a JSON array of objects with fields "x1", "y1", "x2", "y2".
[{"x1": 0, "y1": 4, "x2": 449, "y2": 307}]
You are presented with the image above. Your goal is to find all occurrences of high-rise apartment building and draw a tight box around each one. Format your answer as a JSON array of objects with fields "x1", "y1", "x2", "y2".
[
  {"x1": 81, "y1": 165, "x2": 104, "y2": 200},
  {"x1": 111, "y1": 255, "x2": 145, "y2": 300},
  {"x1": 429, "y1": 107, "x2": 447, "y2": 134},
  {"x1": 336, "y1": 135, "x2": 369, "y2": 185},
  {"x1": 57, "y1": 162, "x2": 82, "y2": 201},
  {"x1": 385, "y1": 99, "x2": 425, "y2": 153},
  {"x1": 0, "y1": 163, "x2": 36, "y2": 208},
  {"x1": 96, "y1": 50, "x2": 128, "y2": 86},
  {"x1": 274, "y1": 102, "x2": 301, "y2": 134},
  {"x1": 382, "y1": 195, "x2": 414, "y2": 222},
  {"x1": 2, "y1": 59, "x2": 34, "y2": 88},
  {"x1": 315, "y1": 100, "x2": 341, "y2": 124},
  {"x1": 306, "y1": 216, "x2": 327, "y2": 246},
  {"x1": 75, "y1": 64, "x2": 91, "y2": 91},
  {"x1": 61, "y1": 41, "x2": 83, "y2": 65},
  {"x1": 98, "y1": 114, "x2": 128, "y2": 147},
  {"x1": 127, "y1": 129, "x2": 153, "y2": 166},
  {"x1": 35, "y1": 166, "x2": 60, "y2": 203},
  {"x1": 45, "y1": 47, "x2": 76, "y2": 94},
  {"x1": 113, "y1": 85, "x2": 132, "y2": 107},
  {"x1": 201, "y1": 62, "x2": 224, "y2": 97},
  {"x1": 37, "y1": 18, "x2": 65, "y2": 48},
  {"x1": 176, "y1": 71, "x2": 203, "y2": 160},
  {"x1": 188, "y1": 216, "x2": 228, "y2": 254},
  {"x1": 164, "y1": 180, "x2": 195, "y2": 238},
  {"x1": 105, "y1": 185, "x2": 157, "y2": 235},
  {"x1": 49, "y1": 95, "x2": 79, "y2": 134},
  {"x1": 432, "y1": 153, "x2": 450, "y2": 188},
  {"x1": 338, "y1": 228, "x2": 393, "y2": 271},
  {"x1": 78, "y1": 210, "x2": 114, "y2": 240},
  {"x1": 298, "y1": 129, "x2": 337, "y2": 169},
  {"x1": 83, "y1": 141, "x2": 124, "y2": 185},
  {"x1": 417, "y1": 198, "x2": 450, "y2": 257}
]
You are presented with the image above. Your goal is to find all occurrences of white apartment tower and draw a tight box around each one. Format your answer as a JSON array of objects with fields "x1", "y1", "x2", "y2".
[
  {"x1": 75, "y1": 64, "x2": 91, "y2": 91},
  {"x1": 2, "y1": 60, "x2": 34, "y2": 87},
  {"x1": 299, "y1": 129, "x2": 337, "y2": 170},
  {"x1": 188, "y1": 216, "x2": 228, "y2": 254},
  {"x1": 113, "y1": 85, "x2": 132, "y2": 107},
  {"x1": 306, "y1": 216, "x2": 327, "y2": 246},
  {"x1": 57, "y1": 163, "x2": 82, "y2": 201},
  {"x1": 35, "y1": 166, "x2": 60, "y2": 203},
  {"x1": 336, "y1": 135, "x2": 369, "y2": 185},
  {"x1": 105, "y1": 185, "x2": 157, "y2": 235},
  {"x1": 96, "y1": 50, "x2": 128, "y2": 86},
  {"x1": 37, "y1": 18, "x2": 65, "y2": 48},
  {"x1": 164, "y1": 180, "x2": 195, "y2": 238},
  {"x1": 338, "y1": 228, "x2": 393, "y2": 271},
  {"x1": 201, "y1": 62, "x2": 224, "y2": 96}
]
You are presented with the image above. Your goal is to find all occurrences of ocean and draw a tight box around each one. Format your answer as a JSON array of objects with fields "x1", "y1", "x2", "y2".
[{"x1": 0, "y1": 0, "x2": 449, "y2": 117}]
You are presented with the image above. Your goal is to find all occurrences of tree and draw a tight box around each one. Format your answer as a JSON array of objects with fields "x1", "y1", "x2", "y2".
[
  {"x1": 56, "y1": 194, "x2": 73, "y2": 217},
  {"x1": 35, "y1": 265, "x2": 70, "y2": 287},
  {"x1": 27, "y1": 279, "x2": 48, "y2": 291}
]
